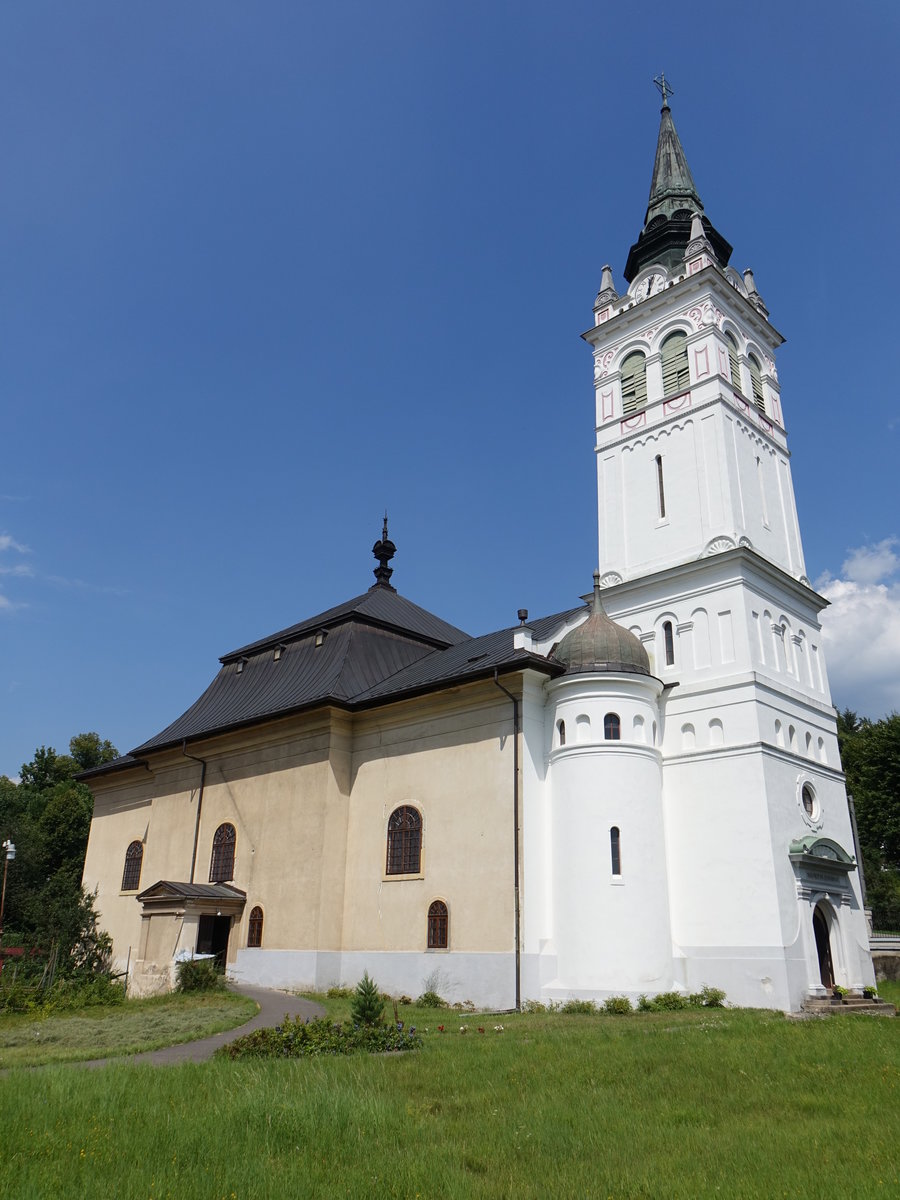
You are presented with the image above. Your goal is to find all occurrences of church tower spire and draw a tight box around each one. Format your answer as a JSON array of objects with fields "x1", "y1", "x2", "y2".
[{"x1": 624, "y1": 79, "x2": 732, "y2": 282}]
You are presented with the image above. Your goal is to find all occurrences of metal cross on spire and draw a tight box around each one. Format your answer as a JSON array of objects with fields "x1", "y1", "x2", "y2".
[{"x1": 653, "y1": 72, "x2": 674, "y2": 108}]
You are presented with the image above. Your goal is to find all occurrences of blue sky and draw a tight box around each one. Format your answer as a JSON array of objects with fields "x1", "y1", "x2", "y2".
[{"x1": 2, "y1": 2, "x2": 898, "y2": 776}]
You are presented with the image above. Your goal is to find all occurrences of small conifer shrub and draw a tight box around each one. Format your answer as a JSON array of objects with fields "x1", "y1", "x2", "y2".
[{"x1": 350, "y1": 971, "x2": 384, "y2": 1026}]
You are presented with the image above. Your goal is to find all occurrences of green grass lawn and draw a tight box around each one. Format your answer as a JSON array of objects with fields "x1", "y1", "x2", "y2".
[
  {"x1": 0, "y1": 997, "x2": 896, "y2": 1199},
  {"x1": 0, "y1": 988, "x2": 258, "y2": 1068}
]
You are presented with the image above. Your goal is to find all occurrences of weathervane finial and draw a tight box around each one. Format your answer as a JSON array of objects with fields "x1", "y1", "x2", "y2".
[
  {"x1": 653, "y1": 72, "x2": 673, "y2": 109},
  {"x1": 371, "y1": 512, "x2": 397, "y2": 590}
]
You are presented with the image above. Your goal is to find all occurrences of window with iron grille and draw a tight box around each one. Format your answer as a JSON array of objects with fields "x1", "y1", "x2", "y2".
[
  {"x1": 427, "y1": 900, "x2": 448, "y2": 948},
  {"x1": 121, "y1": 840, "x2": 143, "y2": 891},
  {"x1": 604, "y1": 713, "x2": 621, "y2": 740},
  {"x1": 209, "y1": 822, "x2": 236, "y2": 883},
  {"x1": 661, "y1": 331, "x2": 689, "y2": 395},
  {"x1": 247, "y1": 905, "x2": 264, "y2": 948},
  {"x1": 386, "y1": 806, "x2": 422, "y2": 875},
  {"x1": 610, "y1": 826, "x2": 621, "y2": 876}
]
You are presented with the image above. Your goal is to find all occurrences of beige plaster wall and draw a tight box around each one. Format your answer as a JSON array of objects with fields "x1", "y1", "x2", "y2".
[{"x1": 84, "y1": 683, "x2": 520, "y2": 972}]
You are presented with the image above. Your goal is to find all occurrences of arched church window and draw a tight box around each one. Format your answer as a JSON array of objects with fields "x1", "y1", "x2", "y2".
[
  {"x1": 620, "y1": 351, "x2": 648, "y2": 415},
  {"x1": 725, "y1": 332, "x2": 742, "y2": 391},
  {"x1": 661, "y1": 331, "x2": 690, "y2": 395},
  {"x1": 427, "y1": 900, "x2": 448, "y2": 949},
  {"x1": 663, "y1": 620, "x2": 675, "y2": 666},
  {"x1": 209, "y1": 823, "x2": 236, "y2": 883},
  {"x1": 386, "y1": 805, "x2": 422, "y2": 875},
  {"x1": 610, "y1": 827, "x2": 621, "y2": 876},
  {"x1": 247, "y1": 906, "x2": 264, "y2": 948},
  {"x1": 748, "y1": 355, "x2": 765, "y2": 414},
  {"x1": 604, "y1": 713, "x2": 621, "y2": 740},
  {"x1": 556, "y1": 719, "x2": 566, "y2": 747},
  {"x1": 121, "y1": 840, "x2": 143, "y2": 892}
]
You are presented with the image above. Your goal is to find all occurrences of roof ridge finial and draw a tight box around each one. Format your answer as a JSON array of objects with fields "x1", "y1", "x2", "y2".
[
  {"x1": 371, "y1": 512, "x2": 397, "y2": 590},
  {"x1": 592, "y1": 569, "x2": 606, "y2": 614},
  {"x1": 653, "y1": 71, "x2": 673, "y2": 110}
]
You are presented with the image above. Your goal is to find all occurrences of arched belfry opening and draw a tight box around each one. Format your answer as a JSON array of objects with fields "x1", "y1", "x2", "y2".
[{"x1": 812, "y1": 904, "x2": 834, "y2": 990}]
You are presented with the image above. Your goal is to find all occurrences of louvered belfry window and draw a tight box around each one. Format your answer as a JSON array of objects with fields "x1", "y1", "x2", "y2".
[
  {"x1": 386, "y1": 806, "x2": 422, "y2": 875},
  {"x1": 726, "y1": 332, "x2": 742, "y2": 392},
  {"x1": 427, "y1": 900, "x2": 448, "y2": 949},
  {"x1": 620, "y1": 351, "x2": 648, "y2": 415},
  {"x1": 661, "y1": 331, "x2": 689, "y2": 395},
  {"x1": 121, "y1": 840, "x2": 144, "y2": 891},
  {"x1": 209, "y1": 822, "x2": 236, "y2": 883},
  {"x1": 748, "y1": 355, "x2": 766, "y2": 414}
]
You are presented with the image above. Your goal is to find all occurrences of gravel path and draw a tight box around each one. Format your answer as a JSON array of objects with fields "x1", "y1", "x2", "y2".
[{"x1": 80, "y1": 985, "x2": 326, "y2": 1069}]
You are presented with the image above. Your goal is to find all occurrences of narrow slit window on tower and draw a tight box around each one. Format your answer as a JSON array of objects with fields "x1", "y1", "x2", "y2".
[
  {"x1": 725, "y1": 332, "x2": 742, "y2": 392},
  {"x1": 655, "y1": 454, "x2": 666, "y2": 519},
  {"x1": 748, "y1": 355, "x2": 765, "y2": 414},
  {"x1": 661, "y1": 331, "x2": 690, "y2": 395},
  {"x1": 610, "y1": 826, "x2": 621, "y2": 876},
  {"x1": 557, "y1": 719, "x2": 566, "y2": 746},
  {"x1": 604, "y1": 713, "x2": 621, "y2": 740},
  {"x1": 663, "y1": 620, "x2": 675, "y2": 666},
  {"x1": 620, "y1": 351, "x2": 648, "y2": 415}
]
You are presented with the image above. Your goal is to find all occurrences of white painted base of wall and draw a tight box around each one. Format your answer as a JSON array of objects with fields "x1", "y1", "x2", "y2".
[{"x1": 229, "y1": 949, "x2": 518, "y2": 1011}]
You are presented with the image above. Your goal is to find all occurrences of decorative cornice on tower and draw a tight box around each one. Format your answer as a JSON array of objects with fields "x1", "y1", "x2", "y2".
[{"x1": 624, "y1": 84, "x2": 732, "y2": 283}]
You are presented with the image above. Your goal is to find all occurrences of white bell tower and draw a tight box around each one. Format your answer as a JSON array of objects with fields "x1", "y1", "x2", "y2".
[{"x1": 572, "y1": 81, "x2": 875, "y2": 1010}]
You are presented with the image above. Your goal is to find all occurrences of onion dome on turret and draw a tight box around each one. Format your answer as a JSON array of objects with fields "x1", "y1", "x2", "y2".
[
  {"x1": 555, "y1": 573, "x2": 650, "y2": 676},
  {"x1": 624, "y1": 77, "x2": 732, "y2": 283}
]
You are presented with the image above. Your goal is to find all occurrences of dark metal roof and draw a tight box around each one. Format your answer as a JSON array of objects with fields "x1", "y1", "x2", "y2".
[
  {"x1": 224, "y1": 584, "x2": 469, "y2": 661},
  {"x1": 86, "y1": 589, "x2": 582, "y2": 774},
  {"x1": 136, "y1": 880, "x2": 247, "y2": 902},
  {"x1": 77, "y1": 753, "x2": 147, "y2": 780}
]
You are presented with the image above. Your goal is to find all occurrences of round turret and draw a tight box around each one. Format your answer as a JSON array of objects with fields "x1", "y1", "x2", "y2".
[{"x1": 555, "y1": 574, "x2": 650, "y2": 676}]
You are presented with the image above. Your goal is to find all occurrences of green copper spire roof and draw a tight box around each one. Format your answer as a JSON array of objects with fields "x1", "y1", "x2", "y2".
[
  {"x1": 644, "y1": 101, "x2": 702, "y2": 226},
  {"x1": 555, "y1": 573, "x2": 650, "y2": 676},
  {"x1": 624, "y1": 86, "x2": 732, "y2": 283}
]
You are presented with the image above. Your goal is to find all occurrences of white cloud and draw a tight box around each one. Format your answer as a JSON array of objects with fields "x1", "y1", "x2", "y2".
[
  {"x1": 0, "y1": 563, "x2": 34, "y2": 577},
  {"x1": 840, "y1": 537, "x2": 899, "y2": 585},
  {"x1": 816, "y1": 540, "x2": 900, "y2": 717},
  {"x1": 0, "y1": 593, "x2": 14, "y2": 612},
  {"x1": 0, "y1": 533, "x2": 29, "y2": 554}
]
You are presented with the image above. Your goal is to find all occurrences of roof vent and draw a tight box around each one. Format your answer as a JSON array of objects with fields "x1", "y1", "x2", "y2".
[
  {"x1": 273, "y1": 644, "x2": 285, "y2": 662},
  {"x1": 315, "y1": 630, "x2": 327, "y2": 648},
  {"x1": 236, "y1": 657, "x2": 248, "y2": 675},
  {"x1": 517, "y1": 609, "x2": 529, "y2": 625}
]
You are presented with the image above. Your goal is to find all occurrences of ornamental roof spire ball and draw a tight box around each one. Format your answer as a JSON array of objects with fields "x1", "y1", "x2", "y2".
[{"x1": 555, "y1": 572, "x2": 651, "y2": 676}]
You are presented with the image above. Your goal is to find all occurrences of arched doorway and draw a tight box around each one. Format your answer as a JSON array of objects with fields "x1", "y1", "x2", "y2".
[{"x1": 812, "y1": 904, "x2": 834, "y2": 990}]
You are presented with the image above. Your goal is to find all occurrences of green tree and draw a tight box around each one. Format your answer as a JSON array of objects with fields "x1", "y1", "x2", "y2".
[
  {"x1": 839, "y1": 710, "x2": 900, "y2": 930},
  {"x1": 0, "y1": 732, "x2": 118, "y2": 972},
  {"x1": 350, "y1": 971, "x2": 384, "y2": 1026}
]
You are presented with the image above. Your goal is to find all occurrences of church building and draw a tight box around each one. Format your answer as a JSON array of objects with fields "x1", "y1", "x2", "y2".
[{"x1": 81, "y1": 89, "x2": 876, "y2": 1011}]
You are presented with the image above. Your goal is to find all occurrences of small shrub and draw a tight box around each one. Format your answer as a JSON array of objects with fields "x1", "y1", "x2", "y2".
[
  {"x1": 218, "y1": 1015, "x2": 422, "y2": 1060},
  {"x1": 326, "y1": 985, "x2": 352, "y2": 999},
  {"x1": 649, "y1": 991, "x2": 688, "y2": 1011},
  {"x1": 521, "y1": 999, "x2": 547, "y2": 1013},
  {"x1": 416, "y1": 989, "x2": 446, "y2": 1008},
  {"x1": 398, "y1": 995, "x2": 414, "y2": 1006},
  {"x1": 603, "y1": 995, "x2": 633, "y2": 1015},
  {"x1": 451, "y1": 999, "x2": 476, "y2": 1013},
  {"x1": 637, "y1": 994, "x2": 654, "y2": 1012},
  {"x1": 700, "y1": 985, "x2": 726, "y2": 1007},
  {"x1": 350, "y1": 971, "x2": 384, "y2": 1026},
  {"x1": 176, "y1": 958, "x2": 221, "y2": 993},
  {"x1": 561, "y1": 999, "x2": 597, "y2": 1014}
]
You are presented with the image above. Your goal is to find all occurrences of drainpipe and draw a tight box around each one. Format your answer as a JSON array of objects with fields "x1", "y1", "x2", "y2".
[
  {"x1": 493, "y1": 670, "x2": 521, "y2": 1011},
  {"x1": 182, "y1": 741, "x2": 207, "y2": 885}
]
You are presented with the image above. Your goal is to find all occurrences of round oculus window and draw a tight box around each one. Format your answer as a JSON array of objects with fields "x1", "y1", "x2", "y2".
[{"x1": 802, "y1": 785, "x2": 817, "y2": 819}]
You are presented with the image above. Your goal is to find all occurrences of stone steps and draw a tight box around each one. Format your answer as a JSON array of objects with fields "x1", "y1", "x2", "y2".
[{"x1": 801, "y1": 994, "x2": 896, "y2": 1017}]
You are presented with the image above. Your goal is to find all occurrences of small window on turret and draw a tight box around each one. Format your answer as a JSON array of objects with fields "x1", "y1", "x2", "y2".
[
  {"x1": 748, "y1": 355, "x2": 765, "y2": 414},
  {"x1": 621, "y1": 352, "x2": 648, "y2": 415},
  {"x1": 557, "y1": 719, "x2": 566, "y2": 747},
  {"x1": 663, "y1": 621, "x2": 675, "y2": 666},
  {"x1": 610, "y1": 826, "x2": 621, "y2": 876},
  {"x1": 604, "y1": 713, "x2": 621, "y2": 740}
]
